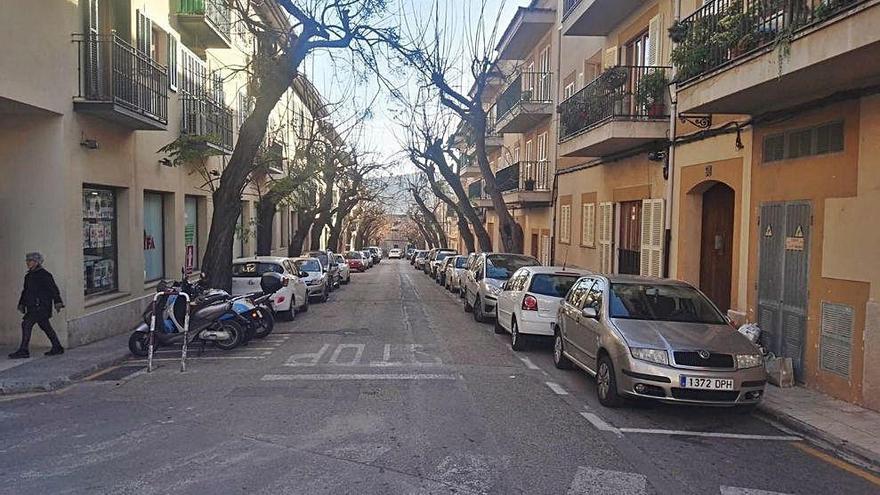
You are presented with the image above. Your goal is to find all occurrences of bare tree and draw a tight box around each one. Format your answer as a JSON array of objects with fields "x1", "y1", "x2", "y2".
[{"x1": 407, "y1": 178, "x2": 448, "y2": 248}]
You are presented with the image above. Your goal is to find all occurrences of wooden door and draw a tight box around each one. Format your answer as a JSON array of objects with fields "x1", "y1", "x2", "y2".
[
  {"x1": 699, "y1": 183, "x2": 734, "y2": 313},
  {"x1": 531, "y1": 233, "x2": 539, "y2": 259},
  {"x1": 617, "y1": 201, "x2": 642, "y2": 274}
]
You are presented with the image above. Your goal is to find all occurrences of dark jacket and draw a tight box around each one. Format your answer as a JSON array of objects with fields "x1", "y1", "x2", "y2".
[{"x1": 18, "y1": 267, "x2": 63, "y2": 320}]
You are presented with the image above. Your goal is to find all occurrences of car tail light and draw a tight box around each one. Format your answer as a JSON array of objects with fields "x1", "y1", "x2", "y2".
[
  {"x1": 276, "y1": 296, "x2": 286, "y2": 304},
  {"x1": 522, "y1": 295, "x2": 538, "y2": 311}
]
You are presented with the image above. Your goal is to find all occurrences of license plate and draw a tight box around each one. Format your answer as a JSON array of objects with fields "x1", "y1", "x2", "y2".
[{"x1": 680, "y1": 376, "x2": 734, "y2": 390}]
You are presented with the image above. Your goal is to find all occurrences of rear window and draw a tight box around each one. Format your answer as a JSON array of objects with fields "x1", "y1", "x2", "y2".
[
  {"x1": 416, "y1": 252, "x2": 427, "y2": 258},
  {"x1": 307, "y1": 252, "x2": 329, "y2": 266},
  {"x1": 529, "y1": 274, "x2": 581, "y2": 298},
  {"x1": 232, "y1": 262, "x2": 283, "y2": 278},
  {"x1": 295, "y1": 259, "x2": 321, "y2": 272},
  {"x1": 454, "y1": 257, "x2": 468, "y2": 268},
  {"x1": 436, "y1": 252, "x2": 455, "y2": 262},
  {"x1": 344, "y1": 252, "x2": 362, "y2": 259},
  {"x1": 486, "y1": 255, "x2": 540, "y2": 280}
]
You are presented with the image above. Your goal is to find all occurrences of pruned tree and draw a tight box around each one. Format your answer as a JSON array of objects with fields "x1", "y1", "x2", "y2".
[{"x1": 407, "y1": 178, "x2": 447, "y2": 248}]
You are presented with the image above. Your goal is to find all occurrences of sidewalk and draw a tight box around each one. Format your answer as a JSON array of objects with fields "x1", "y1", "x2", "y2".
[
  {"x1": 758, "y1": 384, "x2": 880, "y2": 474},
  {"x1": 0, "y1": 333, "x2": 130, "y2": 395}
]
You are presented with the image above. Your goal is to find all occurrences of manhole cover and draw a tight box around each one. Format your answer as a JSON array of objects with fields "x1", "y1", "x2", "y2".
[{"x1": 89, "y1": 365, "x2": 144, "y2": 382}]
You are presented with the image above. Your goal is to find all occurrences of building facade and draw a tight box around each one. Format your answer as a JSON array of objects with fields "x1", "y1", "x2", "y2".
[{"x1": 0, "y1": 0, "x2": 329, "y2": 349}]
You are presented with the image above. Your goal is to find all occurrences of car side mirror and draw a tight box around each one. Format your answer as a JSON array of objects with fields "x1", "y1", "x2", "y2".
[
  {"x1": 299, "y1": 271, "x2": 309, "y2": 278},
  {"x1": 581, "y1": 307, "x2": 599, "y2": 319}
]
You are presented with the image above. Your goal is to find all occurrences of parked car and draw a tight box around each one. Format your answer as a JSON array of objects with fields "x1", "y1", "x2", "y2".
[
  {"x1": 344, "y1": 251, "x2": 367, "y2": 272},
  {"x1": 334, "y1": 254, "x2": 351, "y2": 284},
  {"x1": 231, "y1": 257, "x2": 308, "y2": 319},
  {"x1": 305, "y1": 250, "x2": 340, "y2": 289},
  {"x1": 436, "y1": 256, "x2": 455, "y2": 286},
  {"x1": 406, "y1": 247, "x2": 415, "y2": 259},
  {"x1": 494, "y1": 267, "x2": 592, "y2": 350},
  {"x1": 430, "y1": 250, "x2": 457, "y2": 280},
  {"x1": 410, "y1": 249, "x2": 422, "y2": 265},
  {"x1": 462, "y1": 253, "x2": 541, "y2": 323},
  {"x1": 367, "y1": 246, "x2": 382, "y2": 263},
  {"x1": 389, "y1": 248, "x2": 402, "y2": 259},
  {"x1": 444, "y1": 255, "x2": 469, "y2": 293},
  {"x1": 414, "y1": 250, "x2": 429, "y2": 270},
  {"x1": 292, "y1": 257, "x2": 330, "y2": 303},
  {"x1": 554, "y1": 275, "x2": 765, "y2": 409},
  {"x1": 361, "y1": 250, "x2": 374, "y2": 268}
]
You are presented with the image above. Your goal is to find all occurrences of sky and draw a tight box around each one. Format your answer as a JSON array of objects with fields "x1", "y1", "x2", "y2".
[{"x1": 304, "y1": 0, "x2": 528, "y2": 177}]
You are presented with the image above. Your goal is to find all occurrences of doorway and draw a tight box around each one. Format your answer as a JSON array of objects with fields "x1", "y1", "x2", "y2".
[
  {"x1": 531, "y1": 233, "x2": 539, "y2": 259},
  {"x1": 699, "y1": 183, "x2": 735, "y2": 313},
  {"x1": 617, "y1": 201, "x2": 642, "y2": 275}
]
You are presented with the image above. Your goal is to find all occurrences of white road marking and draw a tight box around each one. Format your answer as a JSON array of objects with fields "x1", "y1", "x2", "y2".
[
  {"x1": 618, "y1": 428, "x2": 801, "y2": 441},
  {"x1": 131, "y1": 356, "x2": 266, "y2": 363},
  {"x1": 518, "y1": 356, "x2": 540, "y2": 370},
  {"x1": 261, "y1": 352, "x2": 272, "y2": 355},
  {"x1": 720, "y1": 486, "x2": 792, "y2": 495},
  {"x1": 261, "y1": 373, "x2": 458, "y2": 381},
  {"x1": 567, "y1": 467, "x2": 647, "y2": 495},
  {"x1": 285, "y1": 344, "x2": 330, "y2": 366},
  {"x1": 579, "y1": 412, "x2": 623, "y2": 437},
  {"x1": 545, "y1": 381, "x2": 569, "y2": 395},
  {"x1": 328, "y1": 344, "x2": 365, "y2": 365}
]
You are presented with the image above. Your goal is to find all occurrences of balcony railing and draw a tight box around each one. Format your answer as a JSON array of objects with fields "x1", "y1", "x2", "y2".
[
  {"x1": 177, "y1": 0, "x2": 232, "y2": 40},
  {"x1": 558, "y1": 66, "x2": 670, "y2": 143},
  {"x1": 496, "y1": 71, "x2": 553, "y2": 123},
  {"x1": 497, "y1": 161, "x2": 551, "y2": 193},
  {"x1": 181, "y1": 91, "x2": 234, "y2": 152},
  {"x1": 673, "y1": 0, "x2": 870, "y2": 84},
  {"x1": 562, "y1": 0, "x2": 583, "y2": 20},
  {"x1": 74, "y1": 33, "x2": 169, "y2": 125},
  {"x1": 468, "y1": 180, "x2": 484, "y2": 200}
]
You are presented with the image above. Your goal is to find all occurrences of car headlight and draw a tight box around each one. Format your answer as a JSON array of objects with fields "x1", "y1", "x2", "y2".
[
  {"x1": 630, "y1": 348, "x2": 669, "y2": 366},
  {"x1": 485, "y1": 284, "x2": 502, "y2": 296},
  {"x1": 736, "y1": 354, "x2": 763, "y2": 369}
]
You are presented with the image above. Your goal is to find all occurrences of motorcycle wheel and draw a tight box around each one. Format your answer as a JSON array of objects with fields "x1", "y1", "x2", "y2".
[
  {"x1": 128, "y1": 332, "x2": 152, "y2": 357},
  {"x1": 213, "y1": 320, "x2": 243, "y2": 350},
  {"x1": 253, "y1": 307, "x2": 275, "y2": 339}
]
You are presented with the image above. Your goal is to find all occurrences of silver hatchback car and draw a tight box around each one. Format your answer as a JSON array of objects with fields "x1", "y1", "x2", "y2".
[{"x1": 554, "y1": 275, "x2": 765, "y2": 408}]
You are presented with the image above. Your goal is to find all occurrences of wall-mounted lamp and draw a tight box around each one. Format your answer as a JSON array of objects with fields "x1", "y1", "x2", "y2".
[
  {"x1": 158, "y1": 157, "x2": 173, "y2": 167},
  {"x1": 209, "y1": 170, "x2": 221, "y2": 177},
  {"x1": 80, "y1": 138, "x2": 98, "y2": 150}
]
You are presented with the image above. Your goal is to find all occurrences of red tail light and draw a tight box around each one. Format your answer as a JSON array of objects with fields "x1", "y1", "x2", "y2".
[{"x1": 522, "y1": 295, "x2": 538, "y2": 311}]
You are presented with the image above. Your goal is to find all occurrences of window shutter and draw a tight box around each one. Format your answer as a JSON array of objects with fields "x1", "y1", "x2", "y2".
[
  {"x1": 581, "y1": 203, "x2": 595, "y2": 248},
  {"x1": 647, "y1": 14, "x2": 663, "y2": 66},
  {"x1": 603, "y1": 46, "x2": 618, "y2": 70},
  {"x1": 598, "y1": 202, "x2": 614, "y2": 273},
  {"x1": 136, "y1": 10, "x2": 152, "y2": 56},
  {"x1": 639, "y1": 199, "x2": 665, "y2": 277},
  {"x1": 560, "y1": 205, "x2": 572, "y2": 243},
  {"x1": 168, "y1": 36, "x2": 178, "y2": 90}
]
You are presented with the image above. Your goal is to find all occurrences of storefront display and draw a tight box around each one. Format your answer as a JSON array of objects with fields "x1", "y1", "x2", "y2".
[{"x1": 83, "y1": 186, "x2": 117, "y2": 295}]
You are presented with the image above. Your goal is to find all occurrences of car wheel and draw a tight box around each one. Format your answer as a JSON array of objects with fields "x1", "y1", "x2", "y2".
[
  {"x1": 553, "y1": 328, "x2": 573, "y2": 370},
  {"x1": 463, "y1": 289, "x2": 473, "y2": 313},
  {"x1": 510, "y1": 319, "x2": 526, "y2": 351},
  {"x1": 597, "y1": 354, "x2": 624, "y2": 408},
  {"x1": 473, "y1": 297, "x2": 486, "y2": 323},
  {"x1": 280, "y1": 301, "x2": 295, "y2": 321}
]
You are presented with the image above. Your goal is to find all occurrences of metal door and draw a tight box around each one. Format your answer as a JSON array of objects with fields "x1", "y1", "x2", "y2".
[{"x1": 757, "y1": 202, "x2": 810, "y2": 381}]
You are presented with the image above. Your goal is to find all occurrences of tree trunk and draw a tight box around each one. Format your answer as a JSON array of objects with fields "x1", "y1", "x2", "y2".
[
  {"x1": 472, "y1": 117, "x2": 523, "y2": 253},
  {"x1": 421, "y1": 166, "x2": 475, "y2": 253},
  {"x1": 411, "y1": 190, "x2": 447, "y2": 247},
  {"x1": 288, "y1": 211, "x2": 314, "y2": 257},
  {"x1": 455, "y1": 211, "x2": 475, "y2": 253},
  {"x1": 255, "y1": 199, "x2": 277, "y2": 256}
]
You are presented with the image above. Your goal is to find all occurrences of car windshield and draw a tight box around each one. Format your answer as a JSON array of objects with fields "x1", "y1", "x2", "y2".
[
  {"x1": 308, "y1": 253, "x2": 329, "y2": 266},
  {"x1": 436, "y1": 252, "x2": 454, "y2": 262},
  {"x1": 335, "y1": 255, "x2": 344, "y2": 263},
  {"x1": 454, "y1": 257, "x2": 468, "y2": 268},
  {"x1": 416, "y1": 252, "x2": 427, "y2": 259},
  {"x1": 485, "y1": 255, "x2": 539, "y2": 280},
  {"x1": 608, "y1": 283, "x2": 726, "y2": 324},
  {"x1": 529, "y1": 274, "x2": 581, "y2": 298},
  {"x1": 232, "y1": 262, "x2": 283, "y2": 278},
  {"x1": 295, "y1": 259, "x2": 321, "y2": 273},
  {"x1": 344, "y1": 252, "x2": 361, "y2": 259}
]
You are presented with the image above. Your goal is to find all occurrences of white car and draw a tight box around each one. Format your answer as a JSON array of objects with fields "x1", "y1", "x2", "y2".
[
  {"x1": 462, "y1": 253, "x2": 541, "y2": 323},
  {"x1": 389, "y1": 248, "x2": 402, "y2": 259},
  {"x1": 494, "y1": 267, "x2": 592, "y2": 350},
  {"x1": 232, "y1": 257, "x2": 309, "y2": 320},
  {"x1": 292, "y1": 257, "x2": 330, "y2": 303},
  {"x1": 334, "y1": 254, "x2": 351, "y2": 284},
  {"x1": 444, "y1": 255, "x2": 469, "y2": 293}
]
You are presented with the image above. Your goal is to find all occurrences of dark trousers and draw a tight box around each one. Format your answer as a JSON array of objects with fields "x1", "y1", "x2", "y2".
[{"x1": 20, "y1": 317, "x2": 62, "y2": 351}]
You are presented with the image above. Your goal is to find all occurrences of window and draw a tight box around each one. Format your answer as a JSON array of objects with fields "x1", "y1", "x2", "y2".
[
  {"x1": 608, "y1": 283, "x2": 726, "y2": 324},
  {"x1": 581, "y1": 202, "x2": 596, "y2": 247},
  {"x1": 559, "y1": 204, "x2": 572, "y2": 244},
  {"x1": 83, "y1": 186, "x2": 117, "y2": 296},
  {"x1": 529, "y1": 274, "x2": 581, "y2": 298},
  {"x1": 563, "y1": 82, "x2": 575, "y2": 101},
  {"x1": 184, "y1": 196, "x2": 199, "y2": 273},
  {"x1": 763, "y1": 121, "x2": 844, "y2": 163},
  {"x1": 569, "y1": 278, "x2": 593, "y2": 308},
  {"x1": 584, "y1": 279, "x2": 605, "y2": 311},
  {"x1": 143, "y1": 192, "x2": 165, "y2": 282},
  {"x1": 232, "y1": 262, "x2": 283, "y2": 277}
]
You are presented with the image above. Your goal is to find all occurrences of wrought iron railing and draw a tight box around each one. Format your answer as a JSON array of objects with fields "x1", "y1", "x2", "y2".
[
  {"x1": 177, "y1": 0, "x2": 232, "y2": 40},
  {"x1": 181, "y1": 92, "x2": 234, "y2": 151},
  {"x1": 562, "y1": 0, "x2": 584, "y2": 20},
  {"x1": 74, "y1": 33, "x2": 169, "y2": 125},
  {"x1": 486, "y1": 105, "x2": 501, "y2": 138},
  {"x1": 495, "y1": 161, "x2": 551, "y2": 193},
  {"x1": 558, "y1": 65, "x2": 670, "y2": 143},
  {"x1": 673, "y1": 0, "x2": 869, "y2": 84},
  {"x1": 468, "y1": 180, "x2": 484, "y2": 200},
  {"x1": 496, "y1": 71, "x2": 553, "y2": 123}
]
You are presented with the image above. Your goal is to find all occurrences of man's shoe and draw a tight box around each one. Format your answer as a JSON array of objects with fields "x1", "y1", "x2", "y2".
[
  {"x1": 45, "y1": 347, "x2": 65, "y2": 356},
  {"x1": 8, "y1": 349, "x2": 29, "y2": 359}
]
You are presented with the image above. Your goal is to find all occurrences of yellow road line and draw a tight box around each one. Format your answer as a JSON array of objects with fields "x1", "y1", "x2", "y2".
[{"x1": 792, "y1": 442, "x2": 880, "y2": 487}]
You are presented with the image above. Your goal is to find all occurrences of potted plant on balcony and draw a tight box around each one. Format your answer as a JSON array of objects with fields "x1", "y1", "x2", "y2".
[
  {"x1": 635, "y1": 70, "x2": 669, "y2": 118},
  {"x1": 523, "y1": 177, "x2": 536, "y2": 191},
  {"x1": 667, "y1": 19, "x2": 690, "y2": 43},
  {"x1": 520, "y1": 89, "x2": 534, "y2": 102}
]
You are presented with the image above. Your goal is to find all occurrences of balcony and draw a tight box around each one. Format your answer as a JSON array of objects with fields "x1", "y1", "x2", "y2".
[
  {"x1": 468, "y1": 180, "x2": 493, "y2": 209},
  {"x1": 495, "y1": 72, "x2": 554, "y2": 133},
  {"x1": 175, "y1": 0, "x2": 232, "y2": 50},
  {"x1": 562, "y1": 0, "x2": 644, "y2": 36},
  {"x1": 73, "y1": 34, "x2": 168, "y2": 130},
  {"x1": 181, "y1": 92, "x2": 234, "y2": 153},
  {"x1": 499, "y1": 161, "x2": 552, "y2": 206},
  {"x1": 558, "y1": 66, "x2": 671, "y2": 157},
  {"x1": 674, "y1": 0, "x2": 880, "y2": 114},
  {"x1": 460, "y1": 160, "x2": 481, "y2": 179},
  {"x1": 496, "y1": 7, "x2": 556, "y2": 60}
]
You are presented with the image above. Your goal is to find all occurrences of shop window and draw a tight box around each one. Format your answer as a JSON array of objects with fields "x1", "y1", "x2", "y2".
[
  {"x1": 763, "y1": 121, "x2": 844, "y2": 163},
  {"x1": 144, "y1": 192, "x2": 165, "y2": 282},
  {"x1": 83, "y1": 186, "x2": 118, "y2": 296},
  {"x1": 185, "y1": 196, "x2": 199, "y2": 273}
]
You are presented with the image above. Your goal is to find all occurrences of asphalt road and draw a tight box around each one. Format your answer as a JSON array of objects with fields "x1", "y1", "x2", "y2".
[{"x1": 1, "y1": 261, "x2": 877, "y2": 494}]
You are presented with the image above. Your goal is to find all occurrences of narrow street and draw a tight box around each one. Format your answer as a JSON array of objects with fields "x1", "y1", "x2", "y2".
[{"x1": 1, "y1": 261, "x2": 876, "y2": 494}]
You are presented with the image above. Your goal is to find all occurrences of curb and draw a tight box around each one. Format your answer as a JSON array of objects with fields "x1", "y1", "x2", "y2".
[
  {"x1": 0, "y1": 352, "x2": 130, "y2": 396},
  {"x1": 757, "y1": 402, "x2": 880, "y2": 476}
]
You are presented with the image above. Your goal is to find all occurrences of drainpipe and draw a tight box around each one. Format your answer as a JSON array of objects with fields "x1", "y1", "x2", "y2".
[
  {"x1": 550, "y1": 12, "x2": 564, "y2": 266},
  {"x1": 663, "y1": 0, "x2": 682, "y2": 278}
]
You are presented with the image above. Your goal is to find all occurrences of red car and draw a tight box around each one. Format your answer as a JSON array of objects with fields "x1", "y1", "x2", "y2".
[{"x1": 344, "y1": 251, "x2": 366, "y2": 272}]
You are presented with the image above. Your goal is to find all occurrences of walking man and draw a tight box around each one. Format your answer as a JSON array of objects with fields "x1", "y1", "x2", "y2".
[{"x1": 9, "y1": 252, "x2": 65, "y2": 359}]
